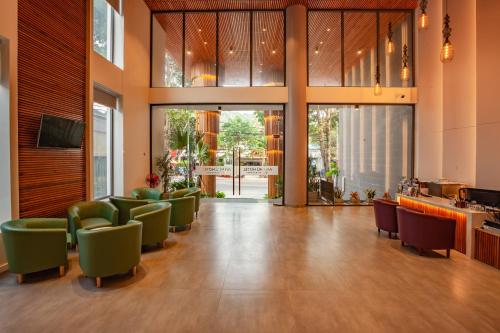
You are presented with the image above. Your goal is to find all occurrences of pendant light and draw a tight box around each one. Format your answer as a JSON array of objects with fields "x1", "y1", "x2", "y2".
[
  {"x1": 440, "y1": 0, "x2": 454, "y2": 63},
  {"x1": 401, "y1": 44, "x2": 410, "y2": 82},
  {"x1": 386, "y1": 22, "x2": 395, "y2": 54},
  {"x1": 418, "y1": 0, "x2": 429, "y2": 30},
  {"x1": 374, "y1": 12, "x2": 382, "y2": 96}
]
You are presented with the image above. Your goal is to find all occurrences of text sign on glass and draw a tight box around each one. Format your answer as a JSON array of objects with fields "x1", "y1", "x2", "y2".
[
  {"x1": 194, "y1": 166, "x2": 279, "y2": 176},
  {"x1": 194, "y1": 166, "x2": 233, "y2": 176},
  {"x1": 241, "y1": 166, "x2": 279, "y2": 176}
]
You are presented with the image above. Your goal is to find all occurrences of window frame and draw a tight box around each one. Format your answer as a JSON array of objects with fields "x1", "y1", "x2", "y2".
[
  {"x1": 150, "y1": 10, "x2": 286, "y2": 88},
  {"x1": 92, "y1": 103, "x2": 115, "y2": 200},
  {"x1": 93, "y1": 0, "x2": 122, "y2": 66}
]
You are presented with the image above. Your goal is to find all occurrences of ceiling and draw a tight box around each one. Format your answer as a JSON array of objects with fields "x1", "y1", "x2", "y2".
[{"x1": 145, "y1": 0, "x2": 417, "y2": 12}]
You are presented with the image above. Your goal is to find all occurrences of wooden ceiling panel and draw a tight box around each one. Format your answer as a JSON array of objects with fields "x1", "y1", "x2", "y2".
[{"x1": 144, "y1": 0, "x2": 417, "y2": 11}]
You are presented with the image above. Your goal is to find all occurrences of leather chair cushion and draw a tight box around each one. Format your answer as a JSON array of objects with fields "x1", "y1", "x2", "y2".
[{"x1": 81, "y1": 218, "x2": 113, "y2": 230}]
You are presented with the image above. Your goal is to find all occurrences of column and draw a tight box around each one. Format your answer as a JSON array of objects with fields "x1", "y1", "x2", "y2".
[
  {"x1": 196, "y1": 111, "x2": 220, "y2": 197},
  {"x1": 284, "y1": 4, "x2": 307, "y2": 206}
]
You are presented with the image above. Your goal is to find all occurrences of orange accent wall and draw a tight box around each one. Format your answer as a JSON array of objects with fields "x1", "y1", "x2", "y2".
[{"x1": 399, "y1": 197, "x2": 467, "y2": 254}]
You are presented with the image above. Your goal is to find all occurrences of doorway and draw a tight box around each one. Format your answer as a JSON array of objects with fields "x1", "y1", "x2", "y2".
[{"x1": 151, "y1": 104, "x2": 284, "y2": 204}]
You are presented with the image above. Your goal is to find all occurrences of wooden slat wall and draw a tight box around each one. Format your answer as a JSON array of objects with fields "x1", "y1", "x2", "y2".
[
  {"x1": 474, "y1": 229, "x2": 500, "y2": 269},
  {"x1": 18, "y1": 0, "x2": 87, "y2": 218}
]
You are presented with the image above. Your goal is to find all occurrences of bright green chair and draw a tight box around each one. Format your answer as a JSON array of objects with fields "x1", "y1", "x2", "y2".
[
  {"x1": 184, "y1": 188, "x2": 201, "y2": 218},
  {"x1": 109, "y1": 196, "x2": 151, "y2": 226},
  {"x1": 131, "y1": 187, "x2": 163, "y2": 201},
  {"x1": 130, "y1": 201, "x2": 171, "y2": 247},
  {"x1": 161, "y1": 196, "x2": 195, "y2": 232},
  {"x1": 77, "y1": 221, "x2": 142, "y2": 288},
  {"x1": 1, "y1": 218, "x2": 68, "y2": 284},
  {"x1": 68, "y1": 201, "x2": 118, "y2": 245}
]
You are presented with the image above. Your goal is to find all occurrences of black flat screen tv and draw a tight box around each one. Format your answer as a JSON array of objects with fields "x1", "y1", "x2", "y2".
[{"x1": 37, "y1": 114, "x2": 84, "y2": 149}]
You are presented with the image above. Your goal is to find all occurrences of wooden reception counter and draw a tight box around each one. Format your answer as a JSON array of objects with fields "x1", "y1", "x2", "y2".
[{"x1": 396, "y1": 194, "x2": 489, "y2": 258}]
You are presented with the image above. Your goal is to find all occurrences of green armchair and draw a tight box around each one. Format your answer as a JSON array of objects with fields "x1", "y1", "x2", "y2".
[
  {"x1": 185, "y1": 188, "x2": 201, "y2": 218},
  {"x1": 131, "y1": 187, "x2": 163, "y2": 200},
  {"x1": 77, "y1": 221, "x2": 142, "y2": 288},
  {"x1": 109, "y1": 196, "x2": 151, "y2": 226},
  {"x1": 1, "y1": 218, "x2": 68, "y2": 284},
  {"x1": 130, "y1": 201, "x2": 171, "y2": 247},
  {"x1": 68, "y1": 201, "x2": 118, "y2": 245},
  {"x1": 161, "y1": 196, "x2": 195, "y2": 232},
  {"x1": 169, "y1": 187, "x2": 201, "y2": 217}
]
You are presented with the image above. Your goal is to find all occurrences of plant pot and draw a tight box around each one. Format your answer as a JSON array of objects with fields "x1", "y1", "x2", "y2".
[
  {"x1": 367, "y1": 198, "x2": 374, "y2": 203},
  {"x1": 334, "y1": 197, "x2": 344, "y2": 204}
]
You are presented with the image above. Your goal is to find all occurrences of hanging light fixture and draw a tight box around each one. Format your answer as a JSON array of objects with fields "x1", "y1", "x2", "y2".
[
  {"x1": 418, "y1": 0, "x2": 429, "y2": 30},
  {"x1": 440, "y1": 1, "x2": 454, "y2": 63},
  {"x1": 374, "y1": 12, "x2": 382, "y2": 96},
  {"x1": 401, "y1": 44, "x2": 410, "y2": 82},
  {"x1": 386, "y1": 22, "x2": 395, "y2": 54}
]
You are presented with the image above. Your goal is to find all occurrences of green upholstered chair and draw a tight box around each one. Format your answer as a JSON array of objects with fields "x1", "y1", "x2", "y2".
[
  {"x1": 161, "y1": 196, "x2": 195, "y2": 232},
  {"x1": 68, "y1": 201, "x2": 118, "y2": 245},
  {"x1": 130, "y1": 201, "x2": 171, "y2": 247},
  {"x1": 184, "y1": 188, "x2": 201, "y2": 218},
  {"x1": 109, "y1": 196, "x2": 151, "y2": 226},
  {"x1": 131, "y1": 187, "x2": 163, "y2": 201},
  {"x1": 77, "y1": 221, "x2": 142, "y2": 288},
  {"x1": 1, "y1": 218, "x2": 68, "y2": 284},
  {"x1": 169, "y1": 188, "x2": 190, "y2": 199}
]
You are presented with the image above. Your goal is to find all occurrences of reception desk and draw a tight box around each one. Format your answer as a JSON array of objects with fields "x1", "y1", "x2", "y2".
[{"x1": 396, "y1": 194, "x2": 489, "y2": 258}]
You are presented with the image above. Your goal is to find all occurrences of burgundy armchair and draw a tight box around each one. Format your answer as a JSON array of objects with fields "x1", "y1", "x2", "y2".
[
  {"x1": 396, "y1": 206, "x2": 456, "y2": 258},
  {"x1": 373, "y1": 199, "x2": 399, "y2": 239}
]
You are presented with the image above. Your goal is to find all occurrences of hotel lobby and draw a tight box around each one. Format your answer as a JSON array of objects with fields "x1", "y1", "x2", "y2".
[{"x1": 1, "y1": 0, "x2": 500, "y2": 332}]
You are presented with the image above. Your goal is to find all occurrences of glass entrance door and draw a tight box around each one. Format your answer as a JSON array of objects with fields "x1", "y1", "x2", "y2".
[{"x1": 151, "y1": 105, "x2": 284, "y2": 204}]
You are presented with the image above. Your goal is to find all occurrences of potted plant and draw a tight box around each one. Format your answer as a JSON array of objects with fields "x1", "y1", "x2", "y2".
[
  {"x1": 364, "y1": 188, "x2": 376, "y2": 203},
  {"x1": 350, "y1": 191, "x2": 360, "y2": 204},
  {"x1": 146, "y1": 173, "x2": 160, "y2": 188},
  {"x1": 156, "y1": 151, "x2": 174, "y2": 194},
  {"x1": 308, "y1": 160, "x2": 320, "y2": 202},
  {"x1": 333, "y1": 186, "x2": 344, "y2": 204},
  {"x1": 325, "y1": 160, "x2": 340, "y2": 185}
]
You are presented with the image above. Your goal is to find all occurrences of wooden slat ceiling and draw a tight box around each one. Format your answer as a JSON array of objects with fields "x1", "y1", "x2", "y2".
[{"x1": 145, "y1": 0, "x2": 417, "y2": 11}]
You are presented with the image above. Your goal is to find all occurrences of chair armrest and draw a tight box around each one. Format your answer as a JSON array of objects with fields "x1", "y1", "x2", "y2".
[
  {"x1": 102, "y1": 202, "x2": 119, "y2": 225},
  {"x1": 24, "y1": 218, "x2": 68, "y2": 230}
]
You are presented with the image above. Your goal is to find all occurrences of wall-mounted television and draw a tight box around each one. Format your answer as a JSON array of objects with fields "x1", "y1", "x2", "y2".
[{"x1": 37, "y1": 114, "x2": 84, "y2": 149}]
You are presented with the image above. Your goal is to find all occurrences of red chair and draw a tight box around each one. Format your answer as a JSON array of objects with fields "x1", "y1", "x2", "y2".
[
  {"x1": 373, "y1": 199, "x2": 399, "y2": 239},
  {"x1": 396, "y1": 206, "x2": 456, "y2": 258}
]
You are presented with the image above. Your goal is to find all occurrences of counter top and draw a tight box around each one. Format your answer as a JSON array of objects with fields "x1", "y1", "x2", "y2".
[{"x1": 396, "y1": 194, "x2": 486, "y2": 215}]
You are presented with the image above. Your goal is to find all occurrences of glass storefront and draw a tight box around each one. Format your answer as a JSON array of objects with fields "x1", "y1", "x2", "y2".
[
  {"x1": 151, "y1": 105, "x2": 284, "y2": 204},
  {"x1": 308, "y1": 104, "x2": 413, "y2": 206}
]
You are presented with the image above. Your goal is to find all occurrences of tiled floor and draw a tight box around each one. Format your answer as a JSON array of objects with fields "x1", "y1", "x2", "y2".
[{"x1": 1, "y1": 202, "x2": 500, "y2": 332}]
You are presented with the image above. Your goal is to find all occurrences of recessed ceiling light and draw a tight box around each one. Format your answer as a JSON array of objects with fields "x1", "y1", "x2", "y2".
[
  {"x1": 319, "y1": 41, "x2": 324, "y2": 45},
  {"x1": 326, "y1": 28, "x2": 331, "y2": 32},
  {"x1": 262, "y1": 28, "x2": 267, "y2": 32},
  {"x1": 314, "y1": 47, "x2": 319, "y2": 55},
  {"x1": 204, "y1": 41, "x2": 207, "y2": 45},
  {"x1": 229, "y1": 48, "x2": 234, "y2": 55},
  {"x1": 198, "y1": 28, "x2": 202, "y2": 32},
  {"x1": 261, "y1": 41, "x2": 265, "y2": 45},
  {"x1": 357, "y1": 50, "x2": 363, "y2": 55},
  {"x1": 272, "y1": 49, "x2": 276, "y2": 54},
  {"x1": 260, "y1": 63, "x2": 263, "y2": 66}
]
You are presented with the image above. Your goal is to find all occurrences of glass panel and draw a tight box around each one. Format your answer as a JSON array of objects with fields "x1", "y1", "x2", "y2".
[
  {"x1": 218, "y1": 12, "x2": 250, "y2": 87},
  {"x1": 185, "y1": 13, "x2": 217, "y2": 87},
  {"x1": 93, "y1": 0, "x2": 113, "y2": 61},
  {"x1": 308, "y1": 11, "x2": 342, "y2": 86},
  {"x1": 379, "y1": 12, "x2": 413, "y2": 87},
  {"x1": 93, "y1": 103, "x2": 113, "y2": 199},
  {"x1": 308, "y1": 105, "x2": 413, "y2": 206},
  {"x1": 252, "y1": 12, "x2": 285, "y2": 86},
  {"x1": 151, "y1": 105, "x2": 284, "y2": 204},
  {"x1": 343, "y1": 12, "x2": 377, "y2": 87},
  {"x1": 152, "y1": 13, "x2": 183, "y2": 87}
]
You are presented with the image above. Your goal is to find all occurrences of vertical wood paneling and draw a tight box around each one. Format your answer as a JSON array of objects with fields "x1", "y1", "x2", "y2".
[
  {"x1": 474, "y1": 229, "x2": 500, "y2": 269},
  {"x1": 18, "y1": 0, "x2": 87, "y2": 218}
]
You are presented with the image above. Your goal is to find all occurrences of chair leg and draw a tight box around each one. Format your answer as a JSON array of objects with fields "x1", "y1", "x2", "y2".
[
  {"x1": 419, "y1": 248, "x2": 424, "y2": 256},
  {"x1": 172, "y1": 226, "x2": 176, "y2": 233},
  {"x1": 96, "y1": 277, "x2": 102, "y2": 288},
  {"x1": 388, "y1": 232, "x2": 392, "y2": 239},
  {"x1": 59, "y1": 266, "x2": 65, "y2": 277},
  {"x1": 378, "y1": 228, "x2": 380, "y2": 235},
  {"x1": 131, "y1": 266, "x2": 137, "y2": 276},
  {"x1": 446, "y1": 249, "x2": 451, "y2": 258},
  {"x1": 196, "y1": 212, "x2": 198, "y2": 218},
  {"x1": 401, "y1": 241, "x2": 405, "y2": 247},
  {"x1": 162, "y1": 239, "x2": 168, "y2": 248},
  {"x1": 17, "y1": 274, "x2": 23, "y2": 284}
]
